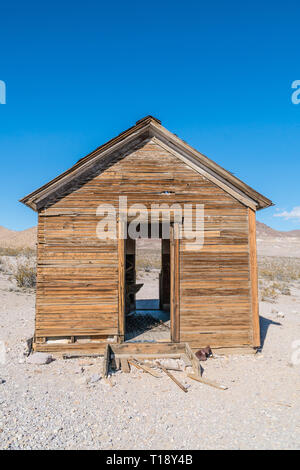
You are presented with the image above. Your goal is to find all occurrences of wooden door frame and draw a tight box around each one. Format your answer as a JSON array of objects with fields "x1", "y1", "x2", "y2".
[
  {"x1": 248, "y1": 208, "x2": 260, "y2": 348},
  {"x1": 118, "y1": 220, "x2": 126, "y2": 342},
  {"x1": 170, "y1": 223, "x2": 180, "y2": 343},
  {"x1": 117, "y1": 220, "x2": 180, "y2": 343}
]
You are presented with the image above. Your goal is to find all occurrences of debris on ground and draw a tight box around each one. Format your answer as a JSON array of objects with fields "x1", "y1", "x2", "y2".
[
  {"x1": 128, "y1": 359, "x2": 161, "y2": 378},
  {"x1": 98, "y1": 349, "x2": 227, "y2": 394},
  {"x1": 195, "y1": 346, "x2": 213, "y2": 361},
  {"x1": 187, "y1": 373, "x2": 228, "y2": 390},
  {"x1": 155, "y1": 361, "x2": 188, "y2": 393},
  {"x1": 26, "y1": 352, "x2": 53, "y2": 365}
]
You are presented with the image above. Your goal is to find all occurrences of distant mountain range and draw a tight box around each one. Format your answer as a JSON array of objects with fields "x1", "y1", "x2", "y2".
[
  {"x1": 0, "y1": 221, "x2": 299, "y2": 250},
  {"x1": 0, "y1": 225, "x2": 37, "y2": 249},
  {"x1": 256, "y1": 221, "x2": 300, "y2": 239}
]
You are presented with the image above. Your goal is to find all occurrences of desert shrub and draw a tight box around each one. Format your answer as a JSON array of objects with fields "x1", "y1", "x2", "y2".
[
  {"x1": 259, "y1": 256, "x2": 300, "y2": 283},
  {"x1": 13, "y1": 260, "x2": 36, "y2": 288},
  {"x1": 0, "y1": 247, "x2": 36, "y2": 257},
  {"x1": 271, "y1": 281, "x2": 291, "y2": 295},
  {"x1": 258, "y1": 257, "x2": 295, "y2": 301},
  {"x1": 136, "y1": 254, "x2": 161, "y2": 271},
  {"x1": 260, "y1": 285, "x2": 278, "y2": 302}
]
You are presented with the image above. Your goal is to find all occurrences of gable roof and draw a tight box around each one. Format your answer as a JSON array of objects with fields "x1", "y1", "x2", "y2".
[{"x1": 20, "y1": 115, "x2": 273, "y2": 211}]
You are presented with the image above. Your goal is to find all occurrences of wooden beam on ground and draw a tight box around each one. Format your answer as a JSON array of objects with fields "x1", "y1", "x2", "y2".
[
  {"x1": 138, "y1": 360, "x2": 182, "y2": 372},
  {"x1": 128, "y1": 359, "x2": 161, "y2": 378},
  {"x1": 185, "y1": 343, "x2": 202, "y2": 376},
  {"x1": 187, "y1": 373, "x2": 228, "y2": 390},
  {"x1": 120, "y1": 358, "x2": 130, "y2": 373},
  {"x1": 156, "y1": 362, "x2": 188, "y2": 393},
  {"x1": 62, "y1": 353, "x2": 103, "y2": 359}
]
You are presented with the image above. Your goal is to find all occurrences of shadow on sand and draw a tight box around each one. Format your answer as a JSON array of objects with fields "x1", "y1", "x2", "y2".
[{"x1": 259, "y1": 315, "x2": 282, "y2": 350}]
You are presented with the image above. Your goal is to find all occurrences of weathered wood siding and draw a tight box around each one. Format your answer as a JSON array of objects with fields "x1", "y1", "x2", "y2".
[
  {"x1": 36, "y1": 140, "x2": 254, "y2": 348},
  {"x1": 36, "y1": 215, "x2": 119, "y2": 338}
]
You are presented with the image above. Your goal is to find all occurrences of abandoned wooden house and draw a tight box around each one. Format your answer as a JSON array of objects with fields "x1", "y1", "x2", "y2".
[{"x1": 21, "y1": 116, "x2": 272, "y2": 355}]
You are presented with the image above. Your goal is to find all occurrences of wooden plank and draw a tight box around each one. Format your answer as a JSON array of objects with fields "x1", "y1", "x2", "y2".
[
  {"x1": 115, "y1": 353, "x2": 182, "y2": 360},
  {"x1": 170, "y1": 223, "x2": 180, "y2": 343},
  {"x1": 187, "y1": 373, "x2": 228, "y2": 390},
  {"x1": 34, "y1": 342, "x2": 107, "y2": 354},
  {"x1": 111, "y1": 342, "x2": 185, "y2": 355},
  {"x1": 118, "y1": 220, "x2": 125, "y2": 339},
  {"x1": 170, "y1": 225, "x2": 175, "y2": 342},
  {"x1": 62, "y1": 353, "x2": 103, "y2": 359},
  {"x1": 185, "y1": 342, "x2": 202, "y2": 376},
  {"x1": 248, "y1": 208, "x2": 260, "y2": 348},
  {"x1": 156, "y1": 362, "x2": 188, "y2": 392},
  {"x1": 174, "y1": 223, "x2": 180, "y2": 342},
  {"x1": 120, "y1": 358, "x2": 130, "y2": 373},
  {"x1": 207, "y1": 347, "x2": 256, "y2": 356},
  {"x1": 139, "y1": 360, "x2": 182, "y2": 372},
  {"x1": 128, "y1": 359, "x2": 161, "y2": 378}
]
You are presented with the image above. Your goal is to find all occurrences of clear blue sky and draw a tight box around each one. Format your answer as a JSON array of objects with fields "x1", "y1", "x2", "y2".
[{"x1": 0, "y1": 0, "x2": 299, "y2": 231}]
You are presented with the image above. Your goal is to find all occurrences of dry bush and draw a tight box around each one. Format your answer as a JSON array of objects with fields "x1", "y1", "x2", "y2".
[
  {"x1": 260, "y1": 284, "x2": 278, "y2": 302},
  {"x1": 259, "y1": 256, "x2": 300, "y2": 283},
  {"x1": 136, "y1": 253, "x2": 161, "y2": 271},
  {"x1": 271, "y1": 281, "x2": 291, "y2": 296},
  {"x1": 0, "y1": 247, "x2": 36, "y2": 257},
  {"x1": 258, "y1": 256, "x2": 298, "y2": 302},
  {"x1": 12, "y1": 259, "x2": 36, "y2": 288}
]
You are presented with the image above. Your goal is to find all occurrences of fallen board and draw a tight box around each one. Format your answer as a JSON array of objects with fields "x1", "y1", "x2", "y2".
[
  {"x1": 128, "y1": 359, "x2": 161, "y2": 378},
  {"x1": 185, "y1": 343, "x2": 202, "y2": 376},
  {"x1": 120, "y1": 358, "x2": 130, "y2": 373},
  {"x1": 156, "y1": 362, "x2": 188, "y2": 393},
  {"x1": 187, "y1": 373, "x2": 228, "y2": 390}
]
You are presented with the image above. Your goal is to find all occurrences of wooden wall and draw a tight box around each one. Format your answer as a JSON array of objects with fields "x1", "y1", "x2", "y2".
[{"x1": 35, "y1": 140, "x2": 256, "y2": 349}]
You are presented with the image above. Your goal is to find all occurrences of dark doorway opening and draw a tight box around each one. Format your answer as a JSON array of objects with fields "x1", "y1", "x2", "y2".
[{"x1": 124, "y1": 233, "x2": 171, "y2": 342}]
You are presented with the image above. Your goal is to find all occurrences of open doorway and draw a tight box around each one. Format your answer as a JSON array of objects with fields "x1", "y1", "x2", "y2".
[{"x1": 124, "y1": 234, "x2": 171, "y2": 342}]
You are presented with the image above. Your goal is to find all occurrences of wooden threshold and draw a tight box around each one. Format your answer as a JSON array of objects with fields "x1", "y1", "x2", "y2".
[{"x1": 34, "y1": 340, "x2": 257, "y2": 358}]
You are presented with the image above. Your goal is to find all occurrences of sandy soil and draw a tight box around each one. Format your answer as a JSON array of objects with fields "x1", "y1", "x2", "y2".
[
  {"x1": 0, "y1": 257, "x2": 300, "y2": 449},
  {"x1": 257, "y1": 237, "x2": 300, "y2": 258}
]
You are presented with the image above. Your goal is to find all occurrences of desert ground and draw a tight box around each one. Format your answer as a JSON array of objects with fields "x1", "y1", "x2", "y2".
[{"x1": 0, "y1": 223, "x2": 300, "y2": 450}]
